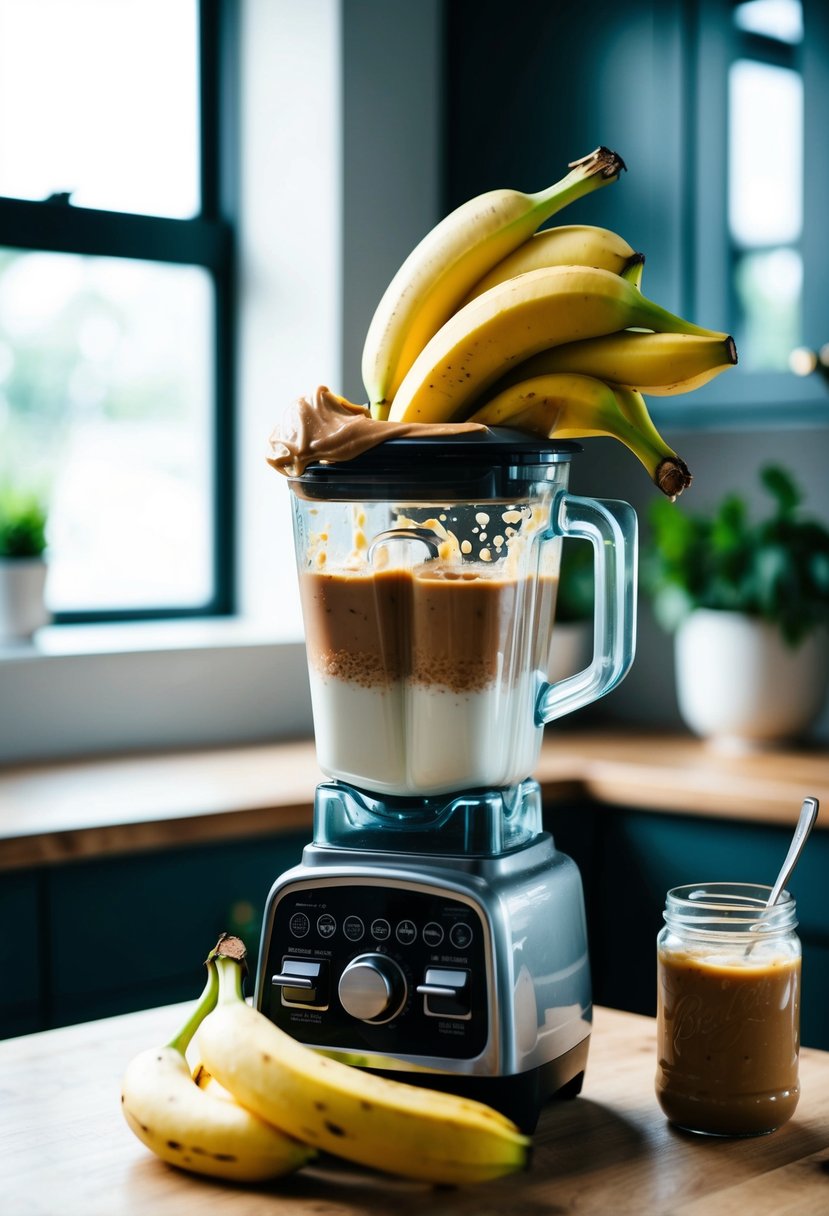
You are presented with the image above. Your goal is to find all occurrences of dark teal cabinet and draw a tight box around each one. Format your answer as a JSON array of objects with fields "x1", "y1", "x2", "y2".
[
  {"x1": 0, "y1": 871, "x2": 42, "y2": 1036},
  {"x1": 0, "y1": 831, "x2": 306, "y2": 1038},
  {"x1": 3, "y1": 810, "x2": 827, "y2": 1051},
  {"x1": 547, "y1": 803, "x2": 829, "y2": 1050}
]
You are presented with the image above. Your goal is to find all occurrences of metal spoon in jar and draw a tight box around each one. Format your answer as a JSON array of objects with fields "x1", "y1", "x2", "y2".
[
  {"x1": 746, "y1": 795, "x2": 819, "y2": 956},
  {"x1": 767, "y1": 796, "x2": 819, "y2": 906}
]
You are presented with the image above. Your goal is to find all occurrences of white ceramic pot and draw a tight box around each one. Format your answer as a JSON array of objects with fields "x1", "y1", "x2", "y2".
[
  {"x1": 675, "y1": 608, "x2": 829, "y2": 749},
  {"x1": 0, "y1": 556, "x2": 50, "y2": 642},
  {"x1": 548, "y1": 620, "x2": 593, "y2": 685}
]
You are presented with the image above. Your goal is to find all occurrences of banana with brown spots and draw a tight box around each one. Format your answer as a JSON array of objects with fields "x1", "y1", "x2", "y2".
[
  {"x1": 120, "y1": 962, "x2": 314, "y2": 1182},
  {"x1": 197, "y1": 938, "x2": 530, "y2": 1186}
]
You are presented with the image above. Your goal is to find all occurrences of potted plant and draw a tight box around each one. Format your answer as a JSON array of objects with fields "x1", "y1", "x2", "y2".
[
  {"x1": 643, "y1": 465, "x2": 829, "y2": 748},
  {"x1": 550, "y1": 538, "x2": 594, "y2": 683},
  {"x1": 0, "y1": 487, "x2": 51, "y2": 642}
]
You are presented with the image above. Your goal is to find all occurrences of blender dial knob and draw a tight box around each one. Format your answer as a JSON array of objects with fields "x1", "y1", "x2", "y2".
[{"x1": 338, "y1": 954, "x2": 407, "y2": 1023}]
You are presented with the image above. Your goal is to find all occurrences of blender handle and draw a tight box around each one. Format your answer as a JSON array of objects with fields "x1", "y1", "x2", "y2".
[{"x1": 535, "y1": 490, "x2": 638, "y2": 725}]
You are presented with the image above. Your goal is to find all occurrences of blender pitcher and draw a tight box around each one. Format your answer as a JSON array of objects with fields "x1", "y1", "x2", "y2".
[{"x1": 289, "y1": 429, "x2": 637, "y2": 798}]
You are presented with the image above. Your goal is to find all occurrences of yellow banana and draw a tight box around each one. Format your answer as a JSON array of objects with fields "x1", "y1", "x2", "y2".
[
  {"x1": 362, "y1": 146, "x2": 626, "y2": 417},
  {"x1": 121, "y1": 962, "x2": 314, "y2": 1183},
  {"x1": 461, "y1": 224, "x2": 640, "y2": 306},
  {"x1": 496, "y1": 330, "x2": 737, "y2": 396},
  {"x1": 469, "y1": 373, "x2": 692, "y2": 498},
  {"x1": 387, "y1": 264, "x2": 728, "y2": 425},
  {"x1": 197, "y1": 942, "x2": 530, "y2": 1186}
]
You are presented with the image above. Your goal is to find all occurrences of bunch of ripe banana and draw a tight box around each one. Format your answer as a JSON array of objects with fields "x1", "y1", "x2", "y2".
[
  {"x1": 362, "y1": 146, "x2": 738, "y2": 497},
  {"x1": 121, "y1": 934, "x2": 529, "y2": 1187}
]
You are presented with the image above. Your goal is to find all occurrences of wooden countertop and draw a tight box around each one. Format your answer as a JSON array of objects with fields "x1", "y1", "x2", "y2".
[
  {"x1": 1, "y1": 730, "x2": 827, "y2": 872},
  {"x1": 2, "y1": 1002, "x2": 828, "y2": 1216}
]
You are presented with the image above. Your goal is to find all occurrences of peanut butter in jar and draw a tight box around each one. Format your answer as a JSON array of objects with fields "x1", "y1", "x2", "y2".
[{"x1": 656, "y1": 883, "x2": 801, "y2": 1137}]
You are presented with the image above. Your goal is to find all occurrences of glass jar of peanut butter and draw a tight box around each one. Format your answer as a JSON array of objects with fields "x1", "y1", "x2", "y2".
[{"x1": 656, "y1": 883, "x2": 801, "y2": 1137}]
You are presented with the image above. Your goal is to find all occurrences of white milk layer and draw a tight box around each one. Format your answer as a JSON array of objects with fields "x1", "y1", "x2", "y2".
[{"x1": 308, "y1": 668, "x2": 543, "y2": 796}]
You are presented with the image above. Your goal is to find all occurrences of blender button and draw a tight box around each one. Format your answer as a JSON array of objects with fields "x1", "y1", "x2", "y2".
[
  {"x1": 343, "y1": 916, "x2": 365, "y2": 941},
  {"x1": 317, "y1": 914, "x2": 337, "y2": 938},
  {"x1": 422, "y1": 922, "x2": 444, "y2": 947},
  {"x1": 371, "y1": 918, "x2": 391, "y2": 942},
  {"x1": 289, "y1": 912, "x2": 311, "y2": 938},
  {"x1": 450, "y1": 922, "x2": 473, "y2": 950},
  {"x1": 418, "y1": 967, "x2": 471, "y2": 1019},
  {"x1": 395, "y1": 920, "x2": 416, "y2": 945}
]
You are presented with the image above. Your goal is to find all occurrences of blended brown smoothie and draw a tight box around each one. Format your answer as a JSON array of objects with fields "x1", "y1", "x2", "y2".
[
  {"x1": 656, "y1": 947, "x2": 800, "y2": 1136},
  {"x1": 298, "y1": 550, "x2": 563, "y2": 794},
  {"x1": 299, "y1": 565, "x2": 558, "y2": 693}
]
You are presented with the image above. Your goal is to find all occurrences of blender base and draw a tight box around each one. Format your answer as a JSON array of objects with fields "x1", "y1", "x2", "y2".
[
  {"x1": 368, "y1": 1039, "x2": 588, "y2": 1133},
  {"x1": 256, "y1": 779, "x2": 592, "y2": 1132}
]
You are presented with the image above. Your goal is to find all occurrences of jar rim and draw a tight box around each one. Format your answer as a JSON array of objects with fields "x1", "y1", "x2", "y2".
[{"x1": 664, "y1": 882, "x2": 797, "y2": 935}]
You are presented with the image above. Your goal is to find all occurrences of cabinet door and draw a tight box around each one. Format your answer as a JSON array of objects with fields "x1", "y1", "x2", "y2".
[
  {"x1": 588, "y1": 809, "x2": 829, "y2": 1050},
  {"x1": 0, "y1": 872, "x2": 42, "y2": 1038},
  {"x1": 445, "y1": 0, "x2": 686, "y2": 334},
  {"x1": 47, "y1": 832, "x2": 306, "y2": 1028}
]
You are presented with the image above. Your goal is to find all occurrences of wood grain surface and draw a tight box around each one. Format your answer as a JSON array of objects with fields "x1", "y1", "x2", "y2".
[
  {"x1": 1, "y1": 1003, "x2": 828, "y2": 1216},
  {"x1": 1, "y1": 731, "x2": 827, "y2": 872}
]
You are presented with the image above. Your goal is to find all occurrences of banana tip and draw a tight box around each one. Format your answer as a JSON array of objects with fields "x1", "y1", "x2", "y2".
[
  {"x1": 207, "y1": 933, "x2": 248, "y2": 967},
  {"x1": 568, "y1": 146, "x2": 627, "y2": 179},
  {"x1": 656, "y1": 457, "x2": 693, "y2": 499},
  {"x1": 727, "y1": 335, "x2": 738, "y2": 365}
]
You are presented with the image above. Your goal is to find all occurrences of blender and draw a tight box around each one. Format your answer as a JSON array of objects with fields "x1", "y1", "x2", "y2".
[{"x1": 255, "y1": 429, "x2": 636, "y2": 1130}]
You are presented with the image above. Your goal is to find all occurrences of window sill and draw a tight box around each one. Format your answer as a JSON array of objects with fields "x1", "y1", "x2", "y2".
[
  {"x1": 0, "y1": 617, "x2": 313, "y2": 765},
  {"x1": 1, "y1": 616, "x2": 300, "y2": 660}
]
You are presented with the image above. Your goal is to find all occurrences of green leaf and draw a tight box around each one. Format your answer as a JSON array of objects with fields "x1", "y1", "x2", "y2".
[
  {"x1": 711, "y1": 495, "x2": 747, "y2": 552},
  {"x1": 0, "y1": 487, "x2": 48, "y2": 558},
  {"x1": 641, "y1": 463, "x2": 829, "y2": 643},
  {"x1": 761, "y1": 465, "x2": 800, "y2": 518}
]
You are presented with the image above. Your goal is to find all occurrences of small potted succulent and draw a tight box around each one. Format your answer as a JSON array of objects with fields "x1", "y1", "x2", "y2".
[
  {"x1": 0, "y1": 487, "x2": 51, "y2": 642},
  {"x1": 643, "y1": 465, "x2": 829, "y2": 748}
]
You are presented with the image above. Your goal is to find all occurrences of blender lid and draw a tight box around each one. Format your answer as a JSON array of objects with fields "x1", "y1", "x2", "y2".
[{"x1": 291, "y1": 427, "x2": 581, "y2": 501}]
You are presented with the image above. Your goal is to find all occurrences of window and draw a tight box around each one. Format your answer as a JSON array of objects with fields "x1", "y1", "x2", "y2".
[
  {"x1": 0, "y1": 0, "x2": 352, "y2": 765},
  {"x1": 0, "y1": 0, "x2": 236, "y2": 621},
  {"x1": 729, "y1": 1, "x2": 803, "y2": 372},
  {"x1": 690, "y1": 0, "x2": 829, "y2": 422}
]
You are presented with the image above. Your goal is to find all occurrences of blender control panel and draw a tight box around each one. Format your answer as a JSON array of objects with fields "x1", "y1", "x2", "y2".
[{"x1": 259, "y1": 882, "x2": 489, "y2": 1061}]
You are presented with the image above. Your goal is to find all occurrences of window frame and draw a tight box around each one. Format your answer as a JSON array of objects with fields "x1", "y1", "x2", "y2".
[
  {"x1": 0, "y1": 0, "x2": 238, "y2": 624},
  {"x1": 675, "y1": 0, "x2": 829, "y2": 429}
]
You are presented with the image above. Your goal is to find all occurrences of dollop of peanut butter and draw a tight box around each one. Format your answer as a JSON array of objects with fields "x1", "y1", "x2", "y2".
[{"x1": 267, "y1": 386, "x2": 486, "y2": 477}]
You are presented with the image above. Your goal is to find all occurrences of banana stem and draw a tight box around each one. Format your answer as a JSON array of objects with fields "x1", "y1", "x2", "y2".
[
  {"x1": 528, "y1": 147, "x2": 625, "y2": 226},
  {"x1": 214, "y1": 954, "x2": 246, "y2": 1005},
  {"x1": 208, "y1": 934, "x2": 248, "y2": 1006},
  {"x1": 621, "y1": 253, "x2": 645, "y2": 289},
  {"x1": 640, "y1": 295, "x2": 725, "y2": 340},
  {"x1": 167, "y1": 963, "x2": 219, "y2": 1056},
  {"x1": 586, "y1": 410, "x2": 689, "y2": 498}
]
